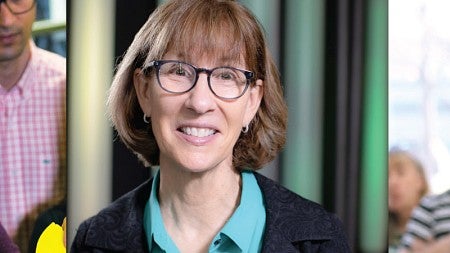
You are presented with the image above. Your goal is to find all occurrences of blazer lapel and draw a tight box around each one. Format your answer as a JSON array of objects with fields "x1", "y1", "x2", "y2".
[{"x1": 254, "y1": 173, "x2": 336, "y2": 252}]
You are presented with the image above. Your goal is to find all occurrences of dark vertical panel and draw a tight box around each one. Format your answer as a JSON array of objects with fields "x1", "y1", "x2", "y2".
[
  {"x1": 112, "y1": 0, "x2": 157, "y2": 200},
  {"x1": 323, "y1": 0, "x2": 348, "y2": 218},
  {"x1": 322, "y1": 0, "x2": 338, "y2": 214},
  {"x1": 335, "y1": 0, "x2": 350, "y2": 223},
  {"x1": 323, "y1": 0, "x2": 366, "y2": 251},
  {"x1": 347, "y1": 0, "x2": 365, "y2": 249}
]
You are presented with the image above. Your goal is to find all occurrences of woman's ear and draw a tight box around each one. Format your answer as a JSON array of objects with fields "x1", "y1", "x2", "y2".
[
  {"x1": 133, "y1": 69, "x2": 152, "y2": 116},
  {"x1": 243, "y1": 79, "x2": 263, "y2": 125}
]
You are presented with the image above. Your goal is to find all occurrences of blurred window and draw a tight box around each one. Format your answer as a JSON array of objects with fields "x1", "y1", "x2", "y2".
[
  {"x1": 32, "y1": 0, "x2": 66, "y2": 57},
  {"x1": 389, "y1": 0, "x2": 450, "y2": 194}
]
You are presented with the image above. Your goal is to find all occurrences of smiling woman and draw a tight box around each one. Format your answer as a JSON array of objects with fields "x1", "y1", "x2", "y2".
[{"x1": 71, "y1": 0, "x2": 350, "y2": 252}]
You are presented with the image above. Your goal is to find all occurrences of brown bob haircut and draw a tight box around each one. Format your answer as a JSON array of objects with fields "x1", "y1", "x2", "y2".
[{"x1": 107, "y1": 0, "x2": 287, "y2": 170}]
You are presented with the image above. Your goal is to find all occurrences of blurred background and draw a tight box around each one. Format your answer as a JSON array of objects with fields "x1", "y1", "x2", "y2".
[
  {"x1": 389, "y1": 0, "x2": 450, "y2": 196},
  {"x1": 32, "y1": 0, "x2": 66, "y2": 57},
  {"x1": 66, "y1": 0, "x2": 387, "y2": 252}
]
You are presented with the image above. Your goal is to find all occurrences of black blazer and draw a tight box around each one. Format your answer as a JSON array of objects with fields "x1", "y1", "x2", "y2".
[{"x1": 71, "y1": 173, "x2": 351, "y2": 252}]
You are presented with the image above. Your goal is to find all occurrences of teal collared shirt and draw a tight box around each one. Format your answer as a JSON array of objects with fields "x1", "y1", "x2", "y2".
[{"x1": 143, "y1": 170, "x2": 266, "y2": 253}]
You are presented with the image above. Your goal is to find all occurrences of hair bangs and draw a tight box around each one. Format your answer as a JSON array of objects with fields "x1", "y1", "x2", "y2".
[{"x1": 166, "y1": 2, "x2": 246, "y2": 66}]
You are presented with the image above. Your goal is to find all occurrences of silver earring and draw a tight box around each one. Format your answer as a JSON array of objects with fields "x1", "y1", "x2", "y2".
[
  {"x1": 143, "y1": 114, "x2": 150, "y2": 124},
  {"x1": 242, "y1": 125, "x2": 249, "y2": 133}
]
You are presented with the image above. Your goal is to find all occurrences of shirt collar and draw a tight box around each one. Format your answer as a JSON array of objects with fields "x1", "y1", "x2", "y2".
[
  {"x1": 13, "y1": 40, "x2": 37, "y2": 99},
  {"x1": 144, "y1": 171, "x2": 180, "y2": 252},
  {"x1": 218, "y1": 170, "x2": 265, "y2": 252}
]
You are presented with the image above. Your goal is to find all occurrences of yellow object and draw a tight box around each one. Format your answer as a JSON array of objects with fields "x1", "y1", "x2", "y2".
[{"x1": 36, "y1": 222, "x2": 66, "y2": 253}]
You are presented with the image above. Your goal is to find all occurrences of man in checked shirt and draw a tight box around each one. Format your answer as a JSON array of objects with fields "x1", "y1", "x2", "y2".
[{"x1": 0, "y1": 0, "x2": 66, "y2": 252}]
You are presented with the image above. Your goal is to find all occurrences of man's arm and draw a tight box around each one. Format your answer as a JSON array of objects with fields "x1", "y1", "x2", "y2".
[{"x1": 398, "y1": 235, "x2": 450, "y2": 253}]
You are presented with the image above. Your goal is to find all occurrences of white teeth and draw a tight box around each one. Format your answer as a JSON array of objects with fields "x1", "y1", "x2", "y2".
[{"x1": 181, "y1": 127, "x2": 216, "y2": 137}]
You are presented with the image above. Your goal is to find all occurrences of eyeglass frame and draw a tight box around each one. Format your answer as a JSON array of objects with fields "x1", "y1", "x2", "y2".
[
  {"x1": 0, "y1": 0, "x2": 36, "y2": 15},
  {"x1": 142, "y1": 60, "x2": 255, "y2": 100}
]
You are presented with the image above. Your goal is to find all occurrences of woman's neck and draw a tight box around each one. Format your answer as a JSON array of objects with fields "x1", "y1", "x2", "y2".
[{"x1": 157, "y1": 164, "x2": 242, "y2": 252}]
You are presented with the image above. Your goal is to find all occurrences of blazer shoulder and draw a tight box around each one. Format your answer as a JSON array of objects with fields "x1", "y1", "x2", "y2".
[
  {"x1": 254, "y1": 172, "x2": 331, "y2": 221},
  {"x1": 254, "y1": 173, "x2": 350, "y2": 252},
  {"x1": 71, "y1": 179, "x2": 153, "y2": 252}
]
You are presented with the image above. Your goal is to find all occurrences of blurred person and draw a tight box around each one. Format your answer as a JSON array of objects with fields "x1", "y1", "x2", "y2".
[
  {"x1": 398, "y1": 188, "x2": 450, "y2": 253},
  {"x1": 71, "y1": 0, "x2": 350, "y2": 252},
  {"x1": 0, "y1": 222, "x2": 19, "y2": 253},
  {"x1": 34, "y1": 217, "x2": 66, "y2": 253},
  {"x1": 388, "y1": 149, "x2": 429, "y2": 251},
  {"x1": 0, "y1": 0, "x2": 66, "y2": 251},
  {"x1": 28, "y1": 199, "x2": 66, "y2": 253}
]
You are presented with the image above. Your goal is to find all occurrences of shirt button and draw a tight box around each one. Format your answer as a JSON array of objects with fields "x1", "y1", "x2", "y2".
[{"x1": 213, "y1": 239, "x2": 221, "y2": 246}]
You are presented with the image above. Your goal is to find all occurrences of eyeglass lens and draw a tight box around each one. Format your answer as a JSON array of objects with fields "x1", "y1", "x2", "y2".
[
  {"x1": 157, "y1": 61, "x2": 249, "y2": 99},
  {"x1": 1, "y1": 0, "x2": 35, "y2": 14}
]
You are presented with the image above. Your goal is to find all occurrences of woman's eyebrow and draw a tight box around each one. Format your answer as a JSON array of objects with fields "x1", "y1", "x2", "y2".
[{"x1": 168, "y1": 56, "x2": 243, "y2": 68}]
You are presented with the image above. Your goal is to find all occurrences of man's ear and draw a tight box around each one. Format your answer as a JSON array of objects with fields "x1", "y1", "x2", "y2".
[
  {"x1": 243, "y1": 79, "x2": 263, "y2": 126},
  {"x1": 133, "y1": 69, "x2": 152, "y2": 116}
]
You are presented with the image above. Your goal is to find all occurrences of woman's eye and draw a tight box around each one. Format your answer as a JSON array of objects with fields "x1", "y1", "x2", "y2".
[
  {"x1": 166, "y1": 64, "x2": 191, "y2": 77},
  {"x1": 175, "y1": 66, "x2": 186, "y2": 76},
  {"x1": 220, "y1": 72, "x2": 233, "y2": 80},
  {"x1": 215, "y1": 70, "x2": 237, "y2": 80}
]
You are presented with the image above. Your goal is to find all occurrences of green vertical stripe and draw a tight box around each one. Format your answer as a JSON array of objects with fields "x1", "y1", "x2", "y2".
[
  {"x1": 282, "y1": 0, "x2": 325, "y2": 203},
  {"x1": 360, "y1": 0, "x2": 388, "y2": 251},
  {"x1": 239, "y1": 0, "x2": 274, "y2": 26},
  {"x1": 239, "y1": 0, "x2": 280, "y2": 64}
]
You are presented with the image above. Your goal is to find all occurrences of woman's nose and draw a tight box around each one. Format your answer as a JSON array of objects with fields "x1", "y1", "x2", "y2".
[{"x1": 184, "y1": 74, "x2": 216, "y2": 114}]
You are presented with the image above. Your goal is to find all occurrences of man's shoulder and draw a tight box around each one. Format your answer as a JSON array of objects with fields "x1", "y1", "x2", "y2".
[
  {"x1": 420, "y1": 190, "x2": 450, "y2": 210},
  {"x1": 33, "y1": 46, "x2": 66, "y2": 76}
]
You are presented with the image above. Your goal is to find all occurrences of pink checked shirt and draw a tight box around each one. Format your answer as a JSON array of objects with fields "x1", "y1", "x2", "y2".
[{"x1": 0, "y1": 41, "x2": 66, "y2": 244}]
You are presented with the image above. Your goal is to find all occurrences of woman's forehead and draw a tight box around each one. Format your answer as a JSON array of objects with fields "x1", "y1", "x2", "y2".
[{"x1": 163, "y1": 14, "x2": 248, "y2": 63}]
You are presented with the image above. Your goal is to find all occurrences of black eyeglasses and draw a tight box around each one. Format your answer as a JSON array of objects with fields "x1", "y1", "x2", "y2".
[
  {"x1": 143, "y1": 60, "x2": 254, "y2": 100},
  {"x1": 0, "y1": 0, "x2": 35, "y2": 15}
]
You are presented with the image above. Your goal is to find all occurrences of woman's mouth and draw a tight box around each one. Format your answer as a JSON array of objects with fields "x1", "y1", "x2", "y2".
[{"x1": 179, "y1": 127, "x2": 217, "y2": 137}]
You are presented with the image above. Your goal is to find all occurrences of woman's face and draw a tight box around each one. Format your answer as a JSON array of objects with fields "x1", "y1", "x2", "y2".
[
  {"x1": 134, "y1": 52, "x2": 263, "y2": 173},
  {"x1": 388, "y1": 154, "x2": 426, "y2": 215}
]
